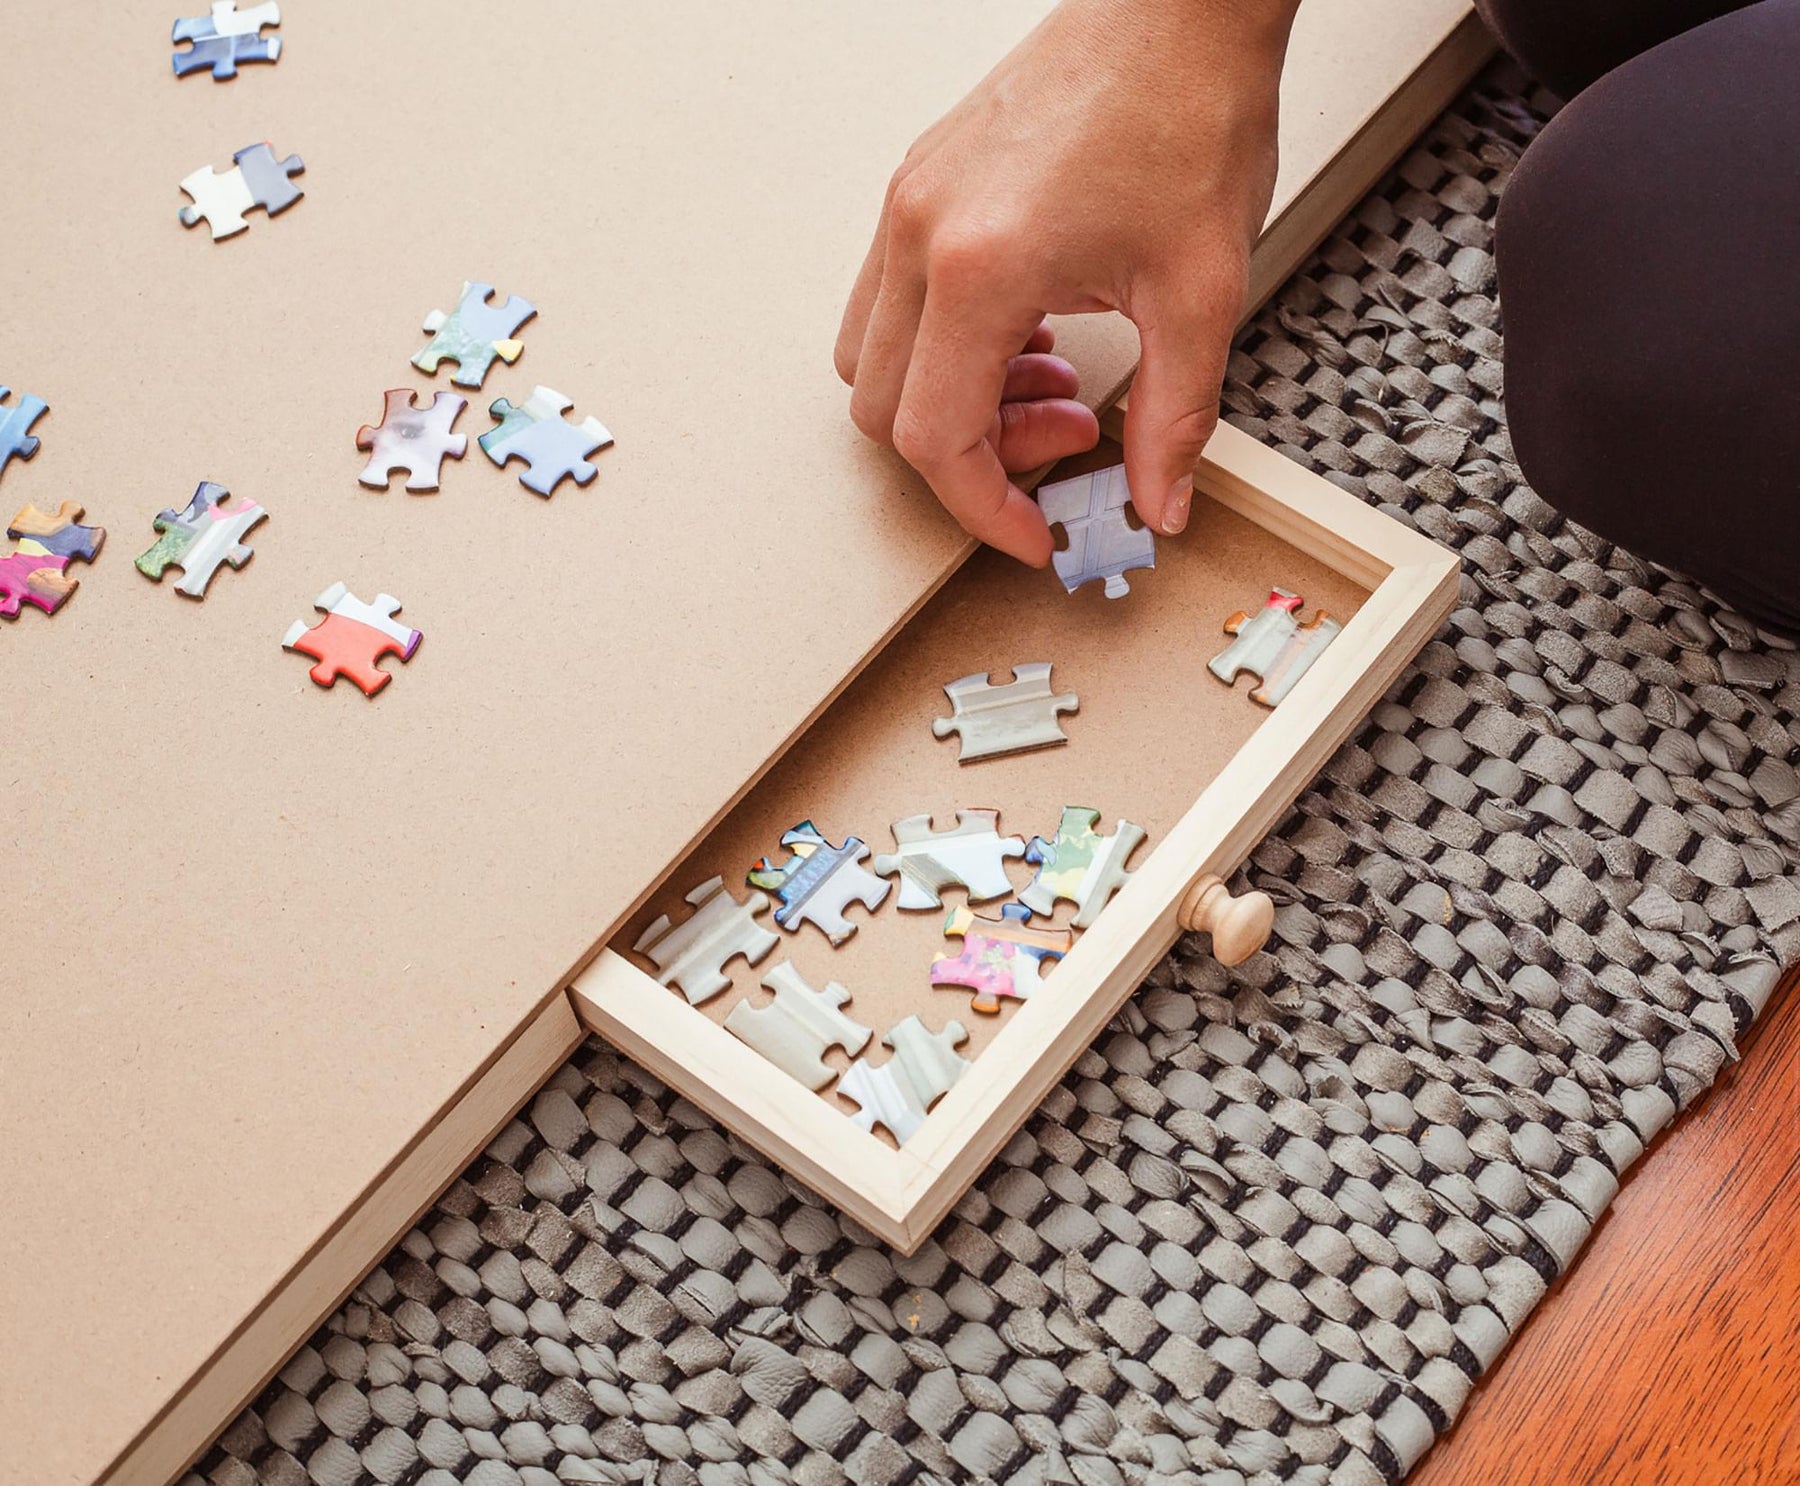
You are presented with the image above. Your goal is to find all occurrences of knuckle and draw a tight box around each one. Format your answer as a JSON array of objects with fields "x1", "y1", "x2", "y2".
[
  {"x1": 924, "y1": 225, "x2": 1000, "y2": 283},
  {"x1": 886, "y1": 175, "x2": 936, "y2": 243},
  {"x1": 889, "y1": 409, "x2": 938, "y2": 468}
]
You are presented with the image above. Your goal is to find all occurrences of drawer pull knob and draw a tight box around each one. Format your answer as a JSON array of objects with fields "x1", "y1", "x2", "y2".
[{"x1": 1177, "y1": 875, "x2": 1274, "y2": 966}]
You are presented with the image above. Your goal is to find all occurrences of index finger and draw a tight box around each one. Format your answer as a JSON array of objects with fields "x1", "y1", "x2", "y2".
[{"x1": 892, "y1": 279, "x2": 1053, "y2": 565}]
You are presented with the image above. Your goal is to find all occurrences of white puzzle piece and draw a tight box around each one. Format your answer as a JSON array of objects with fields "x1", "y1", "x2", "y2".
[
  {"x1": 748, "y1": 822, "x2": 891, "y2": 945},
  {"x1": 1037, "y1": 464, "x2": 1156, "y2": 599},
  {"x1": 723, "y1": 962, "x2": 872, "y2": 1090},
  {"x1": 633, "y1": 875, "x2": 779, "y2": 1005},
  {"x1": 1020, "y1": 806, "x2": 1149, "y2": 928},
  {"x1": 838, "y1": 1015, "x2": 970, "y2": 1144},
  {"x1": 872, "y1": 809, "x2": 1026, "y2": 910},
  {"x1": 931, "y1": 663, "x2": 1078, "y2": 763}
]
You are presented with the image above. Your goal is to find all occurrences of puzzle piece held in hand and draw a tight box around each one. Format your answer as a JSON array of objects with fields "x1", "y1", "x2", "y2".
[
  {"x1": 0, "y1": 387, "x2": 48, "y2": 480},
  {"x1": 838, "y1": 1015, "x2": 970, "y2": 1144},
  {"x1": 634, "y1": 875, "x2": 778, "y2": 1005},
  {"x1": 1, "y1": 503, "x2": 104, "y2": 619},
  {"x1": 412, "y1": 281, "x2": 537, "y2": 389},
  {"x1": 283, "y1": 582, "x2": 421, "y2": 696},
  {"x1": 724, "y1": 962, "x2": 872, "y2": 1090},
  {"x1": 1020, "y1": 806, "x2": 1147, "y2": 928},
  {"x1": 178, "y1": 141, "x2": 304, "y2": 240},
  {"x1": 748, "y1": 821, "x2": 891, "y2": 945},
  {"x1": 1038, "y1": 464, "x2": 1156, "y2": 599},
  {"x1": 135, "y1": 481, "x2": 267, "y2": 598},
  {"x1": 873, "y1": 809, "x2": 1026, "y2": 910},
  {"x1": 1210, "y1": 587, "x2": 1343, "y2": 706},
  {"x1": 480, "y1": 385, "x2": 614, "y2": 497},
  {"x1": 931, "y1": 662, "x2": 1077, "y2": 763},
  {"x1": 172, "y1": 1, "x2": 282, "y2": 79},
  {"x1": 930, "y1": 902, "x2": 1071, "y2": 1015},
  {"x1": 355, "y1": 390, "x2": 468, "y2": 492}
]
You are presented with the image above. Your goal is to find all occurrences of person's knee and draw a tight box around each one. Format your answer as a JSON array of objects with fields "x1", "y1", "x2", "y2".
[
  {"x1": 1495, "y1": 6, "x2": 1800, "y2": 630},
  {"x1": 1477, "y1": 0, "x2": 1756, "y2": 97}
]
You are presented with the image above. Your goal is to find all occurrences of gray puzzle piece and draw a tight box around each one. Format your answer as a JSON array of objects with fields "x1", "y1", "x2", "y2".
[
  {"x1": 234, "y1": 143, "x2": 305, "y2": 214},
  {"x1": 723, "y1": 962, "x2": 872, "y2": 1090},
  {"x1": 173, "y1": 1, "x2": 282, "y2": 79},
  {"x1": 1038, "y1": 464, "x2": 1156, "y2": 599}
]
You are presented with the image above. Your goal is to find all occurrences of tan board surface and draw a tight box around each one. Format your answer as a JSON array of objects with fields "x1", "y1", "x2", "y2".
[
  {"x1": 620, "y1": 449, "x2": 1367, "y2": 1108},
  {"x1": 0, "y1": 3, "x2": 1474, "y2": 1483}
]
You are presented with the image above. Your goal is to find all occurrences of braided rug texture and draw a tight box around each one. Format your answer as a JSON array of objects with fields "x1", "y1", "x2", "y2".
[{"x1": 196, "y1": 62, "x2": 1794, "y2": 1486}]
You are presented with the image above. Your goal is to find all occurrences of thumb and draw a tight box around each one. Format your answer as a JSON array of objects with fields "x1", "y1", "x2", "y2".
[{"x1": 1123, "y1": 305, "x2": 1229, "y2": 537}]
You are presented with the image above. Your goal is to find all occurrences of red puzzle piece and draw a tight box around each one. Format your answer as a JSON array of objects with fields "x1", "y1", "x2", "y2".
[{"x1": 282, "y1": 582, "x2": 421, "y2": 696}]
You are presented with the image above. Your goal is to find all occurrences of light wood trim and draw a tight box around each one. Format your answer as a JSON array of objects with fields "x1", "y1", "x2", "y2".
[
  {"x1": 105, "y1": 993, "x2": 584, "y2": 1486},
  {"x1": 568, "y1": 954, "x2": 928, "y2": 1246}
]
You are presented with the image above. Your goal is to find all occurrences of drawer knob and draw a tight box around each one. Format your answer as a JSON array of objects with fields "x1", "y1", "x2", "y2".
[{"x1": 1177, "y1": 875, "x2": 1274, "y2": 966}]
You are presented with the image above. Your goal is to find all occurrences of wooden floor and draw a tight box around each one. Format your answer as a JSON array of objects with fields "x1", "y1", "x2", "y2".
[{"x1": 1411, "y1": 966, "x2": 1800, "y2": 1484}]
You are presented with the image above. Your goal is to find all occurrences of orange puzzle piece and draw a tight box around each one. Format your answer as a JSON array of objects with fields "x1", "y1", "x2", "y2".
[{"x1": 282, "y1": 582, "x2": 422, "y2": 696}]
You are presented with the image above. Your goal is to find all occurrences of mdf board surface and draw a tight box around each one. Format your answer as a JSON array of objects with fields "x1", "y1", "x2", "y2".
[{"x1": 0, "y1": 4, "x2": 1479, "y2": 1484}]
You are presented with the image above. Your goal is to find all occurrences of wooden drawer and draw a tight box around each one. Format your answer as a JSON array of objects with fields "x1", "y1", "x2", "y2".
[{"x1": 570, "y1": 423, "x2": 1456, "y2": 1251}]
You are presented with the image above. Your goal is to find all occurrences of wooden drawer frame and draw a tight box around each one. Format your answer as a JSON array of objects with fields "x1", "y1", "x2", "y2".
[{"x1": 569, "y1": 422, "x2": 1458, "y2": 1251}]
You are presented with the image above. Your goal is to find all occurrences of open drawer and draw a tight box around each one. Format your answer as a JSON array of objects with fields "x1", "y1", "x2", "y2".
[{"x1": 568, "y1": 422, "x2": 1457, "y2": 1251}]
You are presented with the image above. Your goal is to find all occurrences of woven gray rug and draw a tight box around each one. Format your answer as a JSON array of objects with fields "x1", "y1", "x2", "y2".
[{"x1": 193, "y1": 61, "x2": 1795, "y2": 1486}]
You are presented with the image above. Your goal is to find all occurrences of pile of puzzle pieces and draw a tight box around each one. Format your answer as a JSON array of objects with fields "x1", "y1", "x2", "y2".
[
  {"x1": 633, "y1": 805, "x2": 1150, "y2": 1145},
  {"x1": 352, "y1": 279, "x2": 615, "y2": 501}
]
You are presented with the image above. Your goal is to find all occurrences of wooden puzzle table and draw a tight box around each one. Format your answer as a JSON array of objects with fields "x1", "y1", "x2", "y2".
[{"x1": 0, "y1": 4, "x2": 1489, "y2": 1483}]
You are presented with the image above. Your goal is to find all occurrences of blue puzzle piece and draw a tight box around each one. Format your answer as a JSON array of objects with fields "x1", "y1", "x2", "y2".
[
  {"x1": 172, "y1": 1, "x2": 282, "y2": 79},
  {"x1": 479, "y1": 385, "x2": 613, "y2": 497},
  {"x1": 0, "y1": 388, "x2": 48, "y2": 480}
]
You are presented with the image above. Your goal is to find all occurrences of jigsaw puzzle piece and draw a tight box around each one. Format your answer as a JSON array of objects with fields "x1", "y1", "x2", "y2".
[
  {"x1": 233, "y1": 143, "x2": 305, "y2": 215},
  {"x1": 355, "y1": 389, "x2": 469, "y2": 492},
  {"x1": 747, "y1": 820, "x2": 891, "y2": 945},
  {"x1": 931, "y1": 662, "x2": 1078, "y2": 763},
  {"x1": 413, "y1": 281, "x2": 537, "y2": 389},
  {"x1": 177, "y1": 142, "x2": 304, "y2": 238},
  {"x1": 480, "y1": 386, "x2": 614, "y2": 496},
  {"x1": 1038, "y1": 464, "x2": 1156, "y2": 599},
  {"x1": 723, "y1": 961, "x2": 872, "y2": 1090},
  {"x1": 0, "y1": 502, "x2": 104, "y2": 619},
  {"x1": 0, "y1": 387, "x2": 49, "y2": 479},
  {"x1": 930, "y1": 902, "x2": 1071, "y2": 1014},
  {"x1": 633, "y1": 875, "x2": 779, "y2": 1005},
  {"x1": 282, "y1": 582, "x2": 421, "y2": 696},
  {"x1": 135, "y1": 482, "x2": 267, "y2": 598},
  {"x1": 872, "y1": 809, "x2": 1026, "y2": 911},
  {"x1": 1020, "y1": 806, "x2": 1147, "y2": 928},
  {"x1": 172, "y1": 1, "x2": 281, "y2": 78},
  {"x1": 838, "y1": 1015, "x2": 970, "y2": 1144},
  {"x1": 1210, "y1": 588, "x2": 1341, "y2": 705}
]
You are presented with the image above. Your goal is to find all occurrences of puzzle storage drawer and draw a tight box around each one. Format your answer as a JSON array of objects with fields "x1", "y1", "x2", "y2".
[{"x1": 570, "y1": 423, "x2": 1459, "y2": 1252}]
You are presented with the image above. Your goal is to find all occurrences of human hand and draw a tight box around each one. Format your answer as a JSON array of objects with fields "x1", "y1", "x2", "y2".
[{"x1": 836, "y1": 0, "x2": 1298, "y2": 563}]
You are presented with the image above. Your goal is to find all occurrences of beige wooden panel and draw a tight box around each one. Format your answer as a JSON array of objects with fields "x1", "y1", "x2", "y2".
[{"x1": 0, "y1": 4, "x2": 1477, "y2": 1484}]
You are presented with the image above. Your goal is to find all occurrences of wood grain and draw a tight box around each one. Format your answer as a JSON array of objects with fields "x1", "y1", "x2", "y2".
[{"x1": 1412, "y1": 966, "x2": 1800, "y2": 1485}]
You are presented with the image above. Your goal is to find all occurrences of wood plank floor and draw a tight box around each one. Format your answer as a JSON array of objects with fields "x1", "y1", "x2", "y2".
[{"x1": 1411, "y1": 966, "x2": 1800, "y2": 1484}]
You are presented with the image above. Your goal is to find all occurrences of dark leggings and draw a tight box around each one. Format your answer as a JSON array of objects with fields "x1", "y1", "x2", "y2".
[{"x1": 1478, "y1": 0, "x2": 1800, "y2": 632}]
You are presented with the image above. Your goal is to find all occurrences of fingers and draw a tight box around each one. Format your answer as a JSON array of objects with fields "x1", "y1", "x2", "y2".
[
  {"x1": 1123, "y1": 283, "x2": 1235, "y2": 536},
  {"x1": 992, "y1": 396, "x2": 1099, "y2": 473},
  {"x1": 835, "y1": 172, "x2": 903, "y2": 385},
  {"x1": 1001, "y1": 351, "x2": 1080, "y2": 404},
  {"x1": 846, "y1": 261, "x2": 928, "y2": 445},
  {"x1": 1022, "y1": 320, "x2": 1056, "y2": 355},
  {"x1": 892, "y1": 266, "x2": 1054, "y2": 564}
]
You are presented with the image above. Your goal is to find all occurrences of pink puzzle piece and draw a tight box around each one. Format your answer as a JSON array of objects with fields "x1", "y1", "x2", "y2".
[{"x1": 0, "y1": 502, "x2": 105, "y2": 618}]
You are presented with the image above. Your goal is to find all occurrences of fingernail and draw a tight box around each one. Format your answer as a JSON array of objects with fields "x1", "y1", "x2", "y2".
[{"x1": 1163, "y1": 476, "x2": 1192, "y2": 534}]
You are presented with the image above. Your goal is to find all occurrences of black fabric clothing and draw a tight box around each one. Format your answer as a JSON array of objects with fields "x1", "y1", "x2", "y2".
[{"x1": 1481, "y1": 0, "x2": 1800, "y2": 631}]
